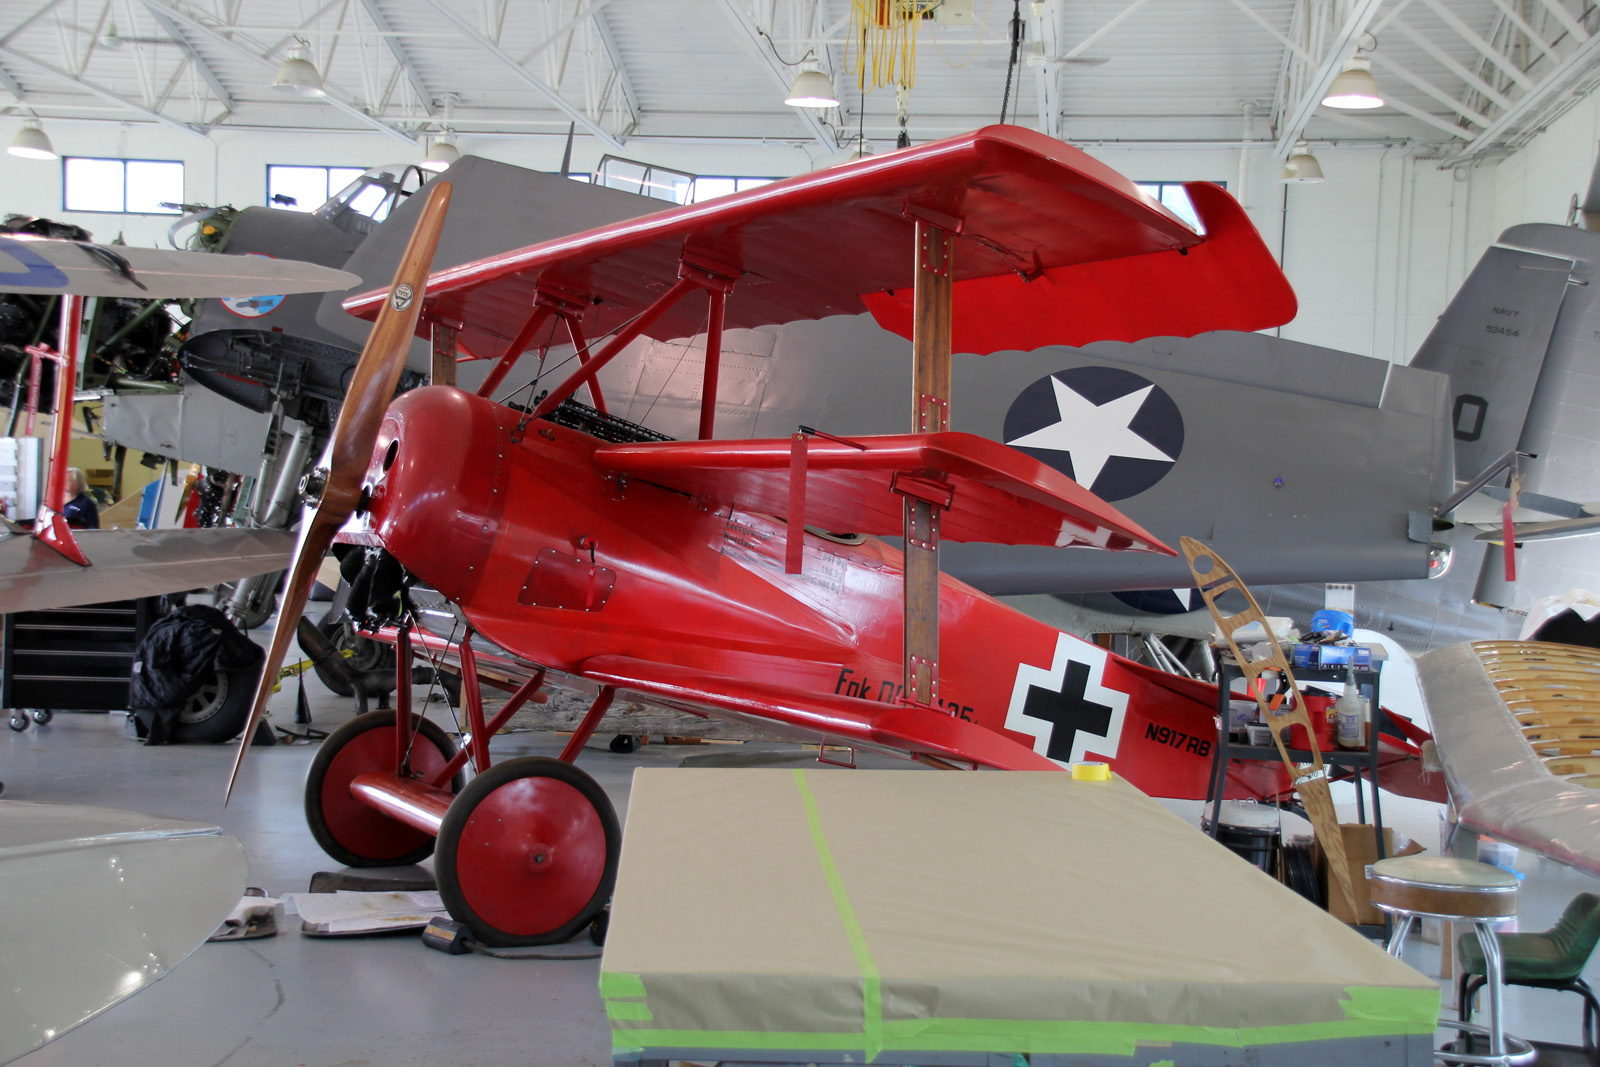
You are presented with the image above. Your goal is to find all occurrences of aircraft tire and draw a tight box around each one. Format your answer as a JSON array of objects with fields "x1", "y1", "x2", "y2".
[
  {"x1": 170, "y1": 664, "x2": 257, "y2": 744},
  {"x1": 304, "y1": 711, "x2": 463, "y2": 868},
  {"x1": 435, "y1": 756, "x2": 620, "y2": 947},
  {"x1": 314, "y1": 611, "x2": 395, "y2": 702}
]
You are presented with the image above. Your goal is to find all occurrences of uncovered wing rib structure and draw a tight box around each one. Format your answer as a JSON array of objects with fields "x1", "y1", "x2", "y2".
[{"x1": 1419, "y1": 640, "x2": 1600, "y2": 877}]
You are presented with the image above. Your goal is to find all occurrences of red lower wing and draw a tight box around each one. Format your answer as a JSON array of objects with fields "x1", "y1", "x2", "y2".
[{"x1": 580, "y1": 654, "x2": 1061, "y2": 771}]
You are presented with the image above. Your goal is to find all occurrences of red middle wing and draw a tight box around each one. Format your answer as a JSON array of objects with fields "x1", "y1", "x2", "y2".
[{"x1": 591, "y1": 431, "x2": 1173, "y2": 553}]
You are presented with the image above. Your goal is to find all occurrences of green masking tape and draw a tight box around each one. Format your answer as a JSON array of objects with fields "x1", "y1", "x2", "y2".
[{"x1": 793, "y1": 768, "x2": 884, "y2": 1061}]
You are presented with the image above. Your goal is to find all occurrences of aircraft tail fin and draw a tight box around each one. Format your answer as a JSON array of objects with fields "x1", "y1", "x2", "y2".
[{"x1": 1408, "y1": 240, "x2": 1573, "y2": 488}]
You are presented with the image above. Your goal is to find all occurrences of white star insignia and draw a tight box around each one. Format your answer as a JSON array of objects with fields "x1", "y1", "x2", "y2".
[{"x1": 1006, "y1": 377, "x2": 1174, "y2": 489}]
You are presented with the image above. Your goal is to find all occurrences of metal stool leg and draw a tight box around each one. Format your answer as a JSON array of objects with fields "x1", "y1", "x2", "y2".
[
  {"x1": 1386, "y1": 913, "x2": 1416, "y2": 958},
  {"x1": 1474, "y1": 921, "x2": 1506, "y2": 1058}
]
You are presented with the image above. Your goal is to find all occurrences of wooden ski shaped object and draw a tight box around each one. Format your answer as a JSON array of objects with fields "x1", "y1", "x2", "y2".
[{"x1": 1180, "y1": 536, "x2": 1358, "y2": 917}]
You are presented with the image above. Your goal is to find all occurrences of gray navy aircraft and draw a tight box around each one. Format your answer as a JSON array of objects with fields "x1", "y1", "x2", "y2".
[{"x1": 100, "y1": 150, "x2": 1600, "y2": 654}]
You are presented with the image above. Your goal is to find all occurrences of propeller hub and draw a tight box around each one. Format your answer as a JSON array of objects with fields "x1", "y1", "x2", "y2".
[{"x1": 300, "y1": 467, "x2": 329, "y2": 506}]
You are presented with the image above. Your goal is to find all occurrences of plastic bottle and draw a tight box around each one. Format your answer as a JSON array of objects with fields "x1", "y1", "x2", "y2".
[{"x1": 1334, "y1": 668, "x2": 1367, "y2": 749}]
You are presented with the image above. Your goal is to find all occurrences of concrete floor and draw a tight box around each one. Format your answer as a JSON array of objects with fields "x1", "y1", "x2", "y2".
[{"x1": 8, "y1": 661, "x2": 1600, "y2": 1065}]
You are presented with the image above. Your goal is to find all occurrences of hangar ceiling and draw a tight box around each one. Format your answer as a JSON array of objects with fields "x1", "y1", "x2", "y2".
[{"x1": 0, "y1": 0, "x2": 1593, "y2": 165}]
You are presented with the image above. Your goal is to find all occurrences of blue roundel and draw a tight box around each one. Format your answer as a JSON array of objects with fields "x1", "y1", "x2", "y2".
[{"x1": 1002, "y1": 366, "x2": 1183, "y2": 502}]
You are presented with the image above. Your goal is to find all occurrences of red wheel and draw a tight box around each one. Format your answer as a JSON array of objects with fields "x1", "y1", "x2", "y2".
[
  {"x1": 304, "y1": 710, "x2": 462, "y2": 867},
  {"x1": 435, "y1": 756, "x2": 620, "y2": 946}
]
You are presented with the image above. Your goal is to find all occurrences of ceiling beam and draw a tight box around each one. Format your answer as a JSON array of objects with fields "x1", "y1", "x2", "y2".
[
  {"x1": 1527, "y1": 0, "x2": 1588, "y2": 43},
  {"x1": 1061, "y1": 0, "x2": 1155, "y2": 60},
  {"x1": 1389, "y1": 15, "x2": 1512, "y2": 110},
  {"x1": 1416, "y1": 0, "x2": 1533, "y2": 91},
  {"x1": 356, "y1": 0, "x2": 436, "y2": 116},
  {"x1": 1369, "y1": 51, "x2": 1490, "y2": 127},
  {"x1": 1383, "y1": 94, "x2": 1476, "y2": 139},
  {"x1": 710, "y1": 0, "x2": 837, "y2": 153},
  {"x1": 1033, "y1": 0, "x2": 1062, "y2": 138},
  {"x1": 0, "y1": 44, "x2": 207, "y2": 138},
  {"x1": 1226, "y1": 0, "x2": 1312, "y2": 64},
  {"x1": 144, "y1": 8, "x2": 234, "y2": 110},
  {"x1": 1482, "y1": 0, "x2": 1561, "y2": 65},
  {"x1": 419, "y1": 0, "x2": 624, "y2": 151},
  {"x1": 138, "y1": 0, "x2": 418, "y2": 144},
  {"x1": 1273, "y1": 0, "x2": 1387, "y2": 158},
  {"x1": 1449, "y1": 29, "x2": 1600, "y2": 162},
  {"x1": 516, "y1": 0, "x2": 617, "y2": 66},
  {"x1": 591, "y1": 7, "x2": 639, "y2": 133},
  {"x1": 0, "y1": 60, "x2": 27, "y2": 101}
]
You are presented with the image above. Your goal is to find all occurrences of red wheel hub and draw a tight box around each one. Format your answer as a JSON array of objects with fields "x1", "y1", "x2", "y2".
[
  {"x1": 453, "y1": 776, "x2": 607, "y2": 935},
  {"x1": 321, "y1": 726, "x2": 452, "y2": 862}
]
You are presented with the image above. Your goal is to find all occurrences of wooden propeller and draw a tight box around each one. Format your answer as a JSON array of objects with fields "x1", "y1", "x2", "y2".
[
  {"x1": 1179, "y1": 536, "x2": 1359, "y2": 917},
  {"x1": 225, "y1": 181, "x2": 453, "y2": 803}
]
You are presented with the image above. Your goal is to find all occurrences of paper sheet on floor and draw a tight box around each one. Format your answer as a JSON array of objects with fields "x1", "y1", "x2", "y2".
[{"x1": 281, "y1": 890, "x2": 444, "y2": 934}]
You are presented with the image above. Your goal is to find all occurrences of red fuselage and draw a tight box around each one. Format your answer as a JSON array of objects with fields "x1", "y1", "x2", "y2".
[{"x1": 352, "y1": 385, "x2": 1278, "y2": 798}]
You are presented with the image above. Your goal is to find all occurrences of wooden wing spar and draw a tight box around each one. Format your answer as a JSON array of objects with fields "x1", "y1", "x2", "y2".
[{"x1": 342, "y1": 124, "x2": 1296, "y2": 361}]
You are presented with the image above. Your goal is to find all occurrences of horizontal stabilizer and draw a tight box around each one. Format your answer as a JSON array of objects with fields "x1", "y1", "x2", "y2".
[
  {"x1": 0, "y1": 527, "x2": 294, "y2": 615},
  {"x1": 0, "y1": 236, "x2": 360, "y2": 298},
  {"x1": 591, "y1": 432, "x2": 1172, "y2": 553},
  {"x1": 1477, "y1": 514, "x2": 1600, "y2": 544},
  {"x1": 580, "y1": 653, "x2": 1060, "y2": 771}
]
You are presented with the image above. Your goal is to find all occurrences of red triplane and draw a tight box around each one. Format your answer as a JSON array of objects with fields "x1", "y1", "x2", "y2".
[{"x1": 228, "y1": 126, "x2": 1440, "y2": 946}]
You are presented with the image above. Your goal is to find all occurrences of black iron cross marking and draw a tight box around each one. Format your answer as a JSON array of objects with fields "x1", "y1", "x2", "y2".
[{"x1": 1021, "y1": 661, "x2": 1113, "y2": 762}]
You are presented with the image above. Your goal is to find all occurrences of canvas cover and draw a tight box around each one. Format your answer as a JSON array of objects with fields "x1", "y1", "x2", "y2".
[{"x1": 601, "y1": 769, "x2": 1437, "y2": 1063}]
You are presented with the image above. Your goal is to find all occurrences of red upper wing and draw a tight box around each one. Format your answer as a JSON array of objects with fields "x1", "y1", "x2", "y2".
[
  {"x1": 591, "y1": 431, "x2": 1173, "y2": 554},
  {"x1": 344, "y1": 126, "x2": 1294, "y2": 359}
]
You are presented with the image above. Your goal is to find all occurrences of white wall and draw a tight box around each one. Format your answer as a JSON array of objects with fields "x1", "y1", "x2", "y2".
[{"x1": 3, "y1": 110, "x2": 1594, "y2": 371}]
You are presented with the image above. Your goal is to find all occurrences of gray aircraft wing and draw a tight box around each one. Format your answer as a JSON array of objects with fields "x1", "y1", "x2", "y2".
[
  {"x1": 0, "y1": 527, "x2": 293, "y2": 615},
  {"x1": 0, "y1": 236, "x2": 359, "y2": 298},
  {"x1": 574, "y1": 317, "x2": 1452, "y2": 595}
]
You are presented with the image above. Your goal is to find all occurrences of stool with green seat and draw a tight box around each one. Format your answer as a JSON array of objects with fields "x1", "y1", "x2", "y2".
[{"x1": 1458, "y1": 891, "x2": 1600, "y2": 1057}]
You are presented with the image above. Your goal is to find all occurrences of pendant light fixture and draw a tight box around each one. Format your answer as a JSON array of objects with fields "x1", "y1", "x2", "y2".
[
  {"x1": 272, "y1": 38, "x2": 325, "y2": 97},
  {"x1": 8, "y1": 119, "x2": 57, "y2": 160},
  {"x1": 1323, "y1": 54, "x2": 1382, "y2": 109},
  {"x1": 1281, "y1": 141, "x2": 1325, "y2": 183}
]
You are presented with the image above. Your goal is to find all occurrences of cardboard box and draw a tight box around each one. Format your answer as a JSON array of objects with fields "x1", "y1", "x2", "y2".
[{"x1": 1315, "y1": 823, "x2": 1425, "y2": 926}]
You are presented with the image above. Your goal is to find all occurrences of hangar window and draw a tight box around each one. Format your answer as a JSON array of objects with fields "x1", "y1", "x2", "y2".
[
  {"x1": 1134, "y1": 181, "x2": 1219, "y2": 233},
  {"x1": 691, "y1": 177, "x2": 776, "y2": 203},
  {"x1": 63, "y1": 157, "x2": 183, "y2": 214},
  {"x1": 267, "y1": 165, "x2": 368, "y2": 212},
  {"x1": 594, "y1": 156, "x2": 696, "y2": 205}
]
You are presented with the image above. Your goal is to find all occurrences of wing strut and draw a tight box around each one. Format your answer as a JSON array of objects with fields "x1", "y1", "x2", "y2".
[
  {"x1": 33, "y1": 294, "x2": 87, "y2": 566},
  {"x1": 902, "y1": 221, "x2": 954, "y2": 707}
]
